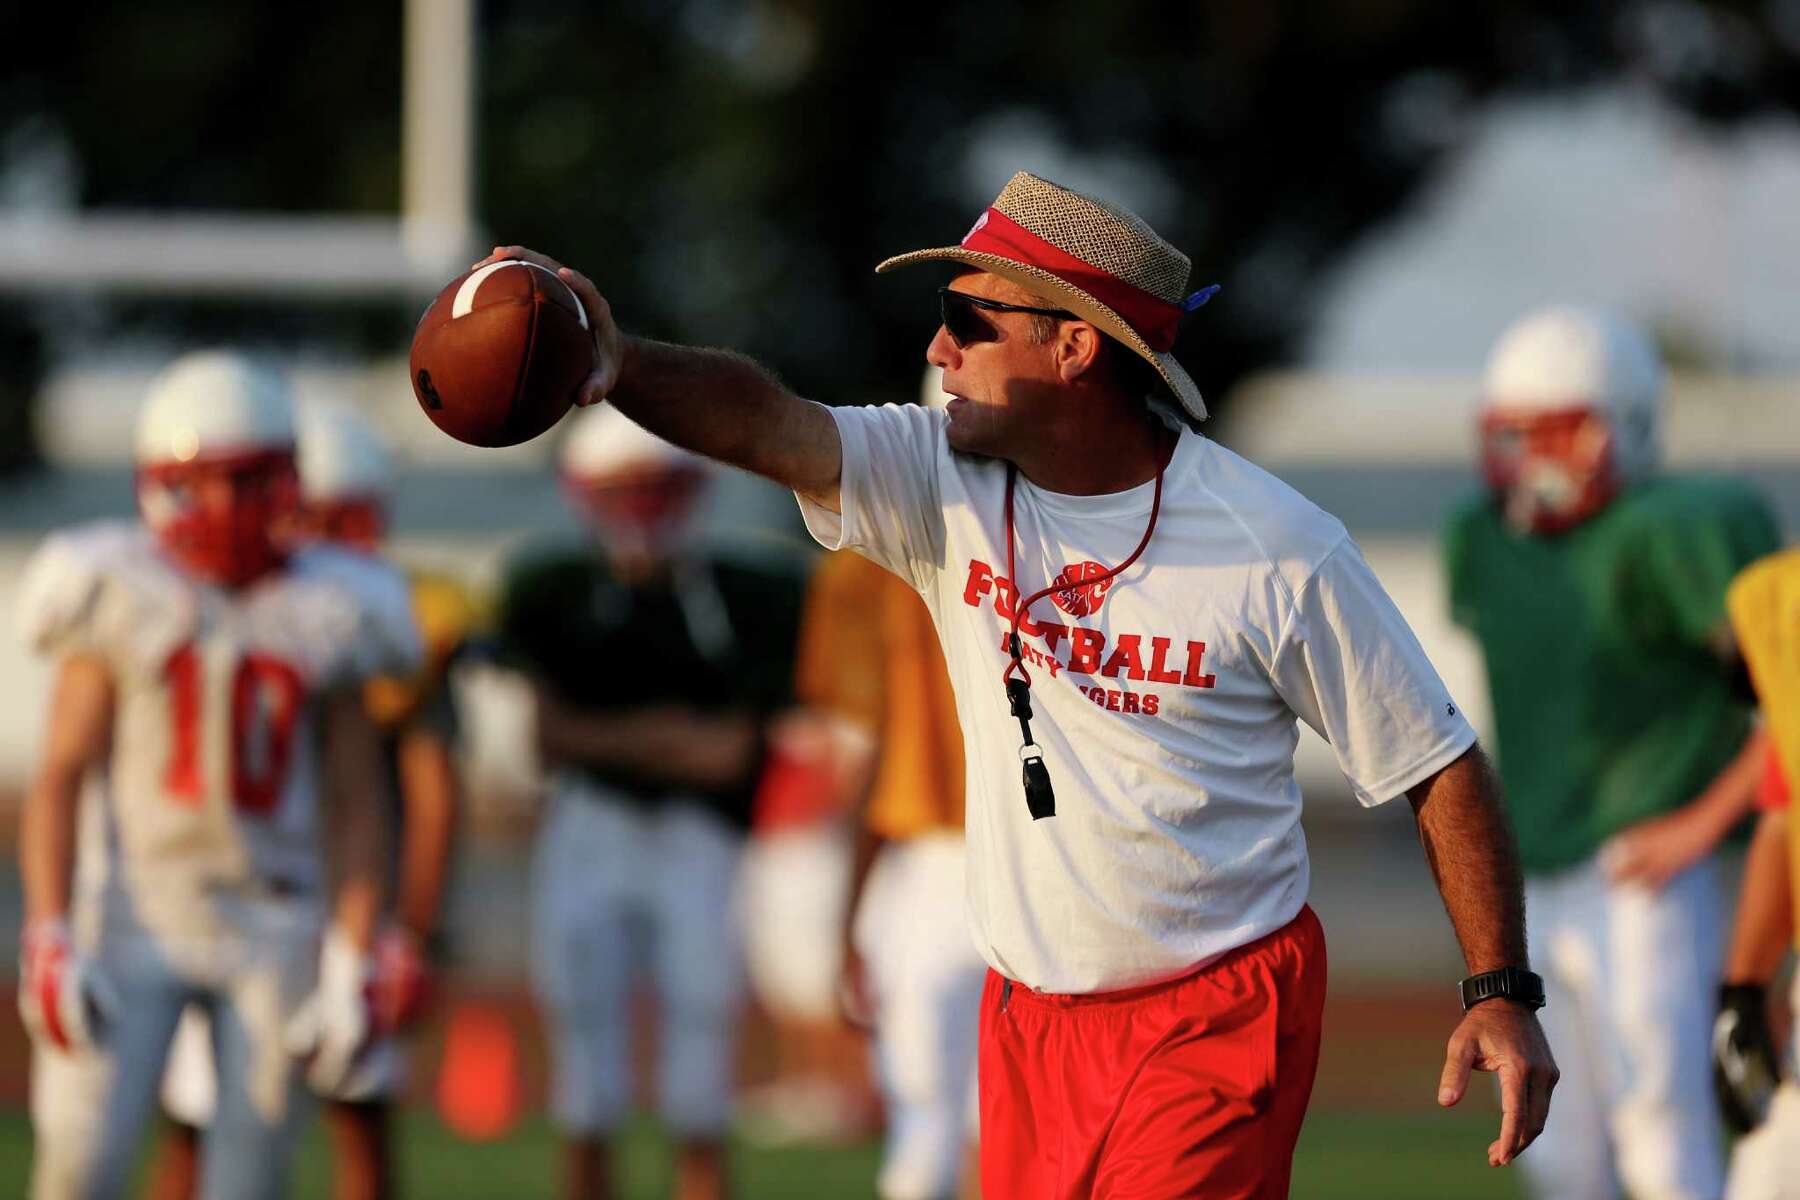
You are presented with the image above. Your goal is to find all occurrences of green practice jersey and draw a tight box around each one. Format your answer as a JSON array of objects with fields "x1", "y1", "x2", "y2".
[
  {"x1": 497, "y1": 544, "x2": 805, "y2": 829},
  {"x1": 1442, "y1": 475, "x2": 1780, "y2": 875}
]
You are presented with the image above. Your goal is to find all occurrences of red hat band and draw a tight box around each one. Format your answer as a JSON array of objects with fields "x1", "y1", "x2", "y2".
[{"x1": 961, "y1": 207, "x2": 1184, "y2": 352}]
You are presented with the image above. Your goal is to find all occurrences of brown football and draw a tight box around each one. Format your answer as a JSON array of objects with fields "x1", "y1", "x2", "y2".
[{"x1": 409, "y1": 260, "x2": 596, "y2": 447}]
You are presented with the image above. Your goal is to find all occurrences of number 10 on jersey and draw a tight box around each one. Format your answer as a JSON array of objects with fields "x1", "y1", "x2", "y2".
[{"x1": 162, "y1": 644, "x2": 305, "y2": 813}]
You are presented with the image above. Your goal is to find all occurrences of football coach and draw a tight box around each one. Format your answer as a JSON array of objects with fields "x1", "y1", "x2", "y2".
[{"x1": 482, "y1": 171, "x2": 1557, "y2": 1198}]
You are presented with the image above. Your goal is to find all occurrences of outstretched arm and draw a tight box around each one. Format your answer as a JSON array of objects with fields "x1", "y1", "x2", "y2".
[
  {"x1": 1407, "y1": 744, "x2": 1559, "y2": 1168},
  {"x1": 478, "y1": 246, "x2": 844, "y2": 513}
]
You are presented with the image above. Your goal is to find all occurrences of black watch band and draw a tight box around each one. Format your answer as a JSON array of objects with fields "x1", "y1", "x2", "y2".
[{"x1": 1459, "y1": 966, "x2": 1546, "y2": 1011}]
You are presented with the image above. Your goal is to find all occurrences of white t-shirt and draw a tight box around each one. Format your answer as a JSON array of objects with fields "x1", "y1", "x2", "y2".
[{"x1": 798, "y1": 405, "x2": 1476, "y2": 994}]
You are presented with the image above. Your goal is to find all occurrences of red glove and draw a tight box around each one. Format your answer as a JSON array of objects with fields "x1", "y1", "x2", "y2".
[
  {"x1": 17, "y1": 919, "x2": 115, "y2": 1053},
  {"x1": 370, "y1": 927, "x2": 432, "y2": 1034}
]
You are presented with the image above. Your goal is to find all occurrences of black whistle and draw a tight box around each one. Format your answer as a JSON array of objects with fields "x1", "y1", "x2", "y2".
[
  {"x1": 1005, "y1": 671, "x2": 1054, "y2": 818},
  {"x1": 1022, "y1": 753, "x2": 1056, "y2": 820}
]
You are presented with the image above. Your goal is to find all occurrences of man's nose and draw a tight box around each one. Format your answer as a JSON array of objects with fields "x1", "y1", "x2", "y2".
[{"x1": 926, "y1": 325, "x2": 959, "y2": 371}]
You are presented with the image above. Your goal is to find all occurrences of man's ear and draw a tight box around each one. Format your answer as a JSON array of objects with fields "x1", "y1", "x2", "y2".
[{"x1": 1054, "y1": 322, "x2": 1105, "y2": 384}]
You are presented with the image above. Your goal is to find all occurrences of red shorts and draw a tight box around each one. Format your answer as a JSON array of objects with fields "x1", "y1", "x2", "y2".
[{"x1": 978, "y1": 905, "x2": 1327, "y2": 1199}]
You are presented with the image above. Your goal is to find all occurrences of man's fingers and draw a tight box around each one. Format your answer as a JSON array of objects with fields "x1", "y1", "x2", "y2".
[
  {"x1": 576, "y1": 353, "x2": 621, "y2": 408},
  {"x1": 1490, "y1": 1062, "x2": 1528, "y2": 1166},
  {"x1": 575, "y1": 377, "x2": 609, "y2": 408},
  {"x1": 476, "y1": 245, "x2": 560, "y2": 272},
  {"x1": 1438, "y1": 1033, "x2": 1476, "y2": 1107},
  {"x1": 558, "y1": 265, "x2": 604, "y2": 310},
  {"x1": 1521, "y1": 1056, "x2": 1558, "y2": 1152}
]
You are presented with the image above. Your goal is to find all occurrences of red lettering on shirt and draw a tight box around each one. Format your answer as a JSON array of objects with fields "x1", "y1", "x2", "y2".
[
  {"x1": 1067, "y1": 627, "x2": 1105, "y2": 675},
  {"x1": 1146, "y1": 637, "x2": 1184, "y2": 684},
  {"x1": 963, "y1": 559, "x2": 996, "y2": 608},
  {"x1": 1182, "y1": 641, "x2": 1217, "y2": 689},
  {"x1": 1143, "y1": 694, "x2": 1160, "y2": 715},
  {"x1": 964, "y1": 560, "x2": 1213, "y2": 693},
  {"x1": 1100, "y1": 633, "x2": 1146, "y2": 681}
]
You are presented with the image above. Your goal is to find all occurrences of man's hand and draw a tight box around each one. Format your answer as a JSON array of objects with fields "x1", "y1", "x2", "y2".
[
  {"x1": 474, "y1": 246, "x2": 622, "y2": 408},
  {"x1": 370, "y1": 926, "x2": 433, "y2": 1034},
  {"x1": 1437, "y1": 999, "x2": 1559, "y2": 1167},
  {"x1": 1599, "y1": 807, "x2": 1715, "y2": 892},
  {"x1": 284, "y1": 926, "x2": 375, "y2": 1094},
  {"x1": 17, "y1": 918, "x2": 116, "y2": 1054}
]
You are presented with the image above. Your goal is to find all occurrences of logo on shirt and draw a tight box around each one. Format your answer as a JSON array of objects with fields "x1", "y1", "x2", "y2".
[
  {"x1": 1051, "y1": 561, "x2": 1113, "y2": 618},
  {"x1": 961, "y1": 558, "x2": 1215, "y2": 719}
]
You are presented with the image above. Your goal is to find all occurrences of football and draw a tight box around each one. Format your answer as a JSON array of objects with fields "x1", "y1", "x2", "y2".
[{"x1": 409, "y1": 260, "x2": 596, "y2": 447}]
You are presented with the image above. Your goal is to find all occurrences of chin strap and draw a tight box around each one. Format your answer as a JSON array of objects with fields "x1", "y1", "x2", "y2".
[{"x1": 1000, "y1": 437, "x2": 1170, "y2": 820}]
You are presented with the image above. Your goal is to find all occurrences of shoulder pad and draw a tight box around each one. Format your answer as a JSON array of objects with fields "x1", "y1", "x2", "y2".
[
  {"x1": 290, "y1": 545, "x2": 424, "y2": 682},
  {"x1": 15, "y1": 522, "x2": 195, "y2": 671}
]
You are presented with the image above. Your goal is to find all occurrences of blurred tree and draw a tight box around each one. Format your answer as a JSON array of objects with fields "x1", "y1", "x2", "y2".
[{"x1": 1, "y1": 0, "x2": 1797, "y2": 474}]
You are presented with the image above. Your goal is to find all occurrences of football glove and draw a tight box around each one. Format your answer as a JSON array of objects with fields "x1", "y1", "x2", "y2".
[
  {"x1": 283, "y1": 926, "x2": 374, "y2": 1094},
  {"x1": 17, "y1": 918, "x2": 116, "y2": 1054},
  {"x1": 370, "y1": 926, "x2": 431, "y2": 1034},
  {"x1": 1712, "y1": 983, "x2": 1780, "y2": 1134}
]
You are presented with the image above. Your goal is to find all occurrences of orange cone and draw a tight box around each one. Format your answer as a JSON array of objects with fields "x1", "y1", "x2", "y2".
[{"x1": 435, "y1": 1000, "x2": 523, "y2": 1142}]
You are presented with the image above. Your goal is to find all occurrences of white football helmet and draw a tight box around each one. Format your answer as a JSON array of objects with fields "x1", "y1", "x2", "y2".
[
  {"x1": 558, "y1": 404, "x2": 708, "y2": 563},
  {"x1": 298, "y1": 404, "x2": 394, "y2": 550},
  {"x1": 134, "y1": 351, "x2": 300, "y2": 585},
  {"x1": 1479, "y1": 306, "x2": 1664, "y2": 534}
]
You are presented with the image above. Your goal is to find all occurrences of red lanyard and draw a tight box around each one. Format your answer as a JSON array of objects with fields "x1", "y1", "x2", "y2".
[
  {"x1": 1001, "y1": 453, "x2": 1168, "y2": 685},
  {"x1": 999, "y1": 434, "x2": 1171, "y2": 819}
]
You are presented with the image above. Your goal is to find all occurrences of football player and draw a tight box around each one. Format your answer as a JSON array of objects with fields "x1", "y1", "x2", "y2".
[
  {"x1": 1442, "y1": 308, "x2": 1780, "y2": 1200},
  {"x1": 498, "y1": 405, "x2": 803, "y2": 1200},
  {"x1": 150, "y1": 404, "x2": 465, "y2": 1200},
  {"x1": 1717, "y1": 551, "x2": 1800, "y2": 1200},
  {"x1": 15, "y1": 352, "x2": 420, "y2": 1200}
]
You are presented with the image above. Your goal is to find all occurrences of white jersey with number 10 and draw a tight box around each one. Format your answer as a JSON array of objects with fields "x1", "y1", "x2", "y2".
[{"x1": 16, "y1": 521, "x2": 420, "y2": 947}]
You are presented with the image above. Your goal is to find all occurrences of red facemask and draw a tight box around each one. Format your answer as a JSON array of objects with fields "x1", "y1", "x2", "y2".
[
  {"x1": 302, "y1": 497, "x2": 388, "y2": 553},
  {"x1": 562, "y1": 466, "x2": 707, "y2": 561},
  {"x1": 1479, "y1": 407, "x2": 1618, "y2": 535},
  {"x1": 137, "y1": 450, "x2": 301, "y2": 587}
]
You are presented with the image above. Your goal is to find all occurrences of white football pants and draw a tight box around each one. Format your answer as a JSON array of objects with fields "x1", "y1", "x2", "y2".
[
  {"x1": 1518, "y1": 855, "x2": 1727, "y2": 1200},
  {"x1": 29, "y1": 909, "x2": 318, "y2": 1200},
  {"x1": 739, "y1": 822, "x2": 851, "y2": 1023},
  {"x1": 1724, "y1": 972, "x2": 1800, "y2": 1200},
  {"x1": 530, "y1": 783, "x2": 744, "y2": 1137},
  {"x1": 854, "y1": 833, "x2": 985, "y2": 1200}
]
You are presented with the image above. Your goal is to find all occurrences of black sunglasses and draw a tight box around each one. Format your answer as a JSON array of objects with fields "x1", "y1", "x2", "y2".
[{"x1": 937, "y1": 287, "x2": 1075, "y2": 348}]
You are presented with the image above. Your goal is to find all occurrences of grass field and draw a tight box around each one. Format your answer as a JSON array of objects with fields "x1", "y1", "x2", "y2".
[{"x1": 0, "y1": 1105, "x2": 1524, "y2": 1198}]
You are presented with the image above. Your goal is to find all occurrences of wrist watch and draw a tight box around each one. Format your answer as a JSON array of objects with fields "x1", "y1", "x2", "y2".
[{"x1": 1459, "y1": 966, "x2": 1546, "y2": 1011}]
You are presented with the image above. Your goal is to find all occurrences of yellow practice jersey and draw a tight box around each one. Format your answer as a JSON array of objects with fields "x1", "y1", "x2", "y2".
[
  {"x1": 1726, "y1": 547, "x2": 1800, "y2": 946},
  {"x1": 796, "y1": 552, "x2": 965, "y2": 838},
  {"x1": 365, "y1": 570, "x2": 480, "y2": 733}
]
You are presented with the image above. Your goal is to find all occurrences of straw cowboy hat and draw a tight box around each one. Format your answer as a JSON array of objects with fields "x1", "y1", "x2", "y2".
[{"x1": 877, "y1": 171, "x2": 1217, "y2": 421}]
